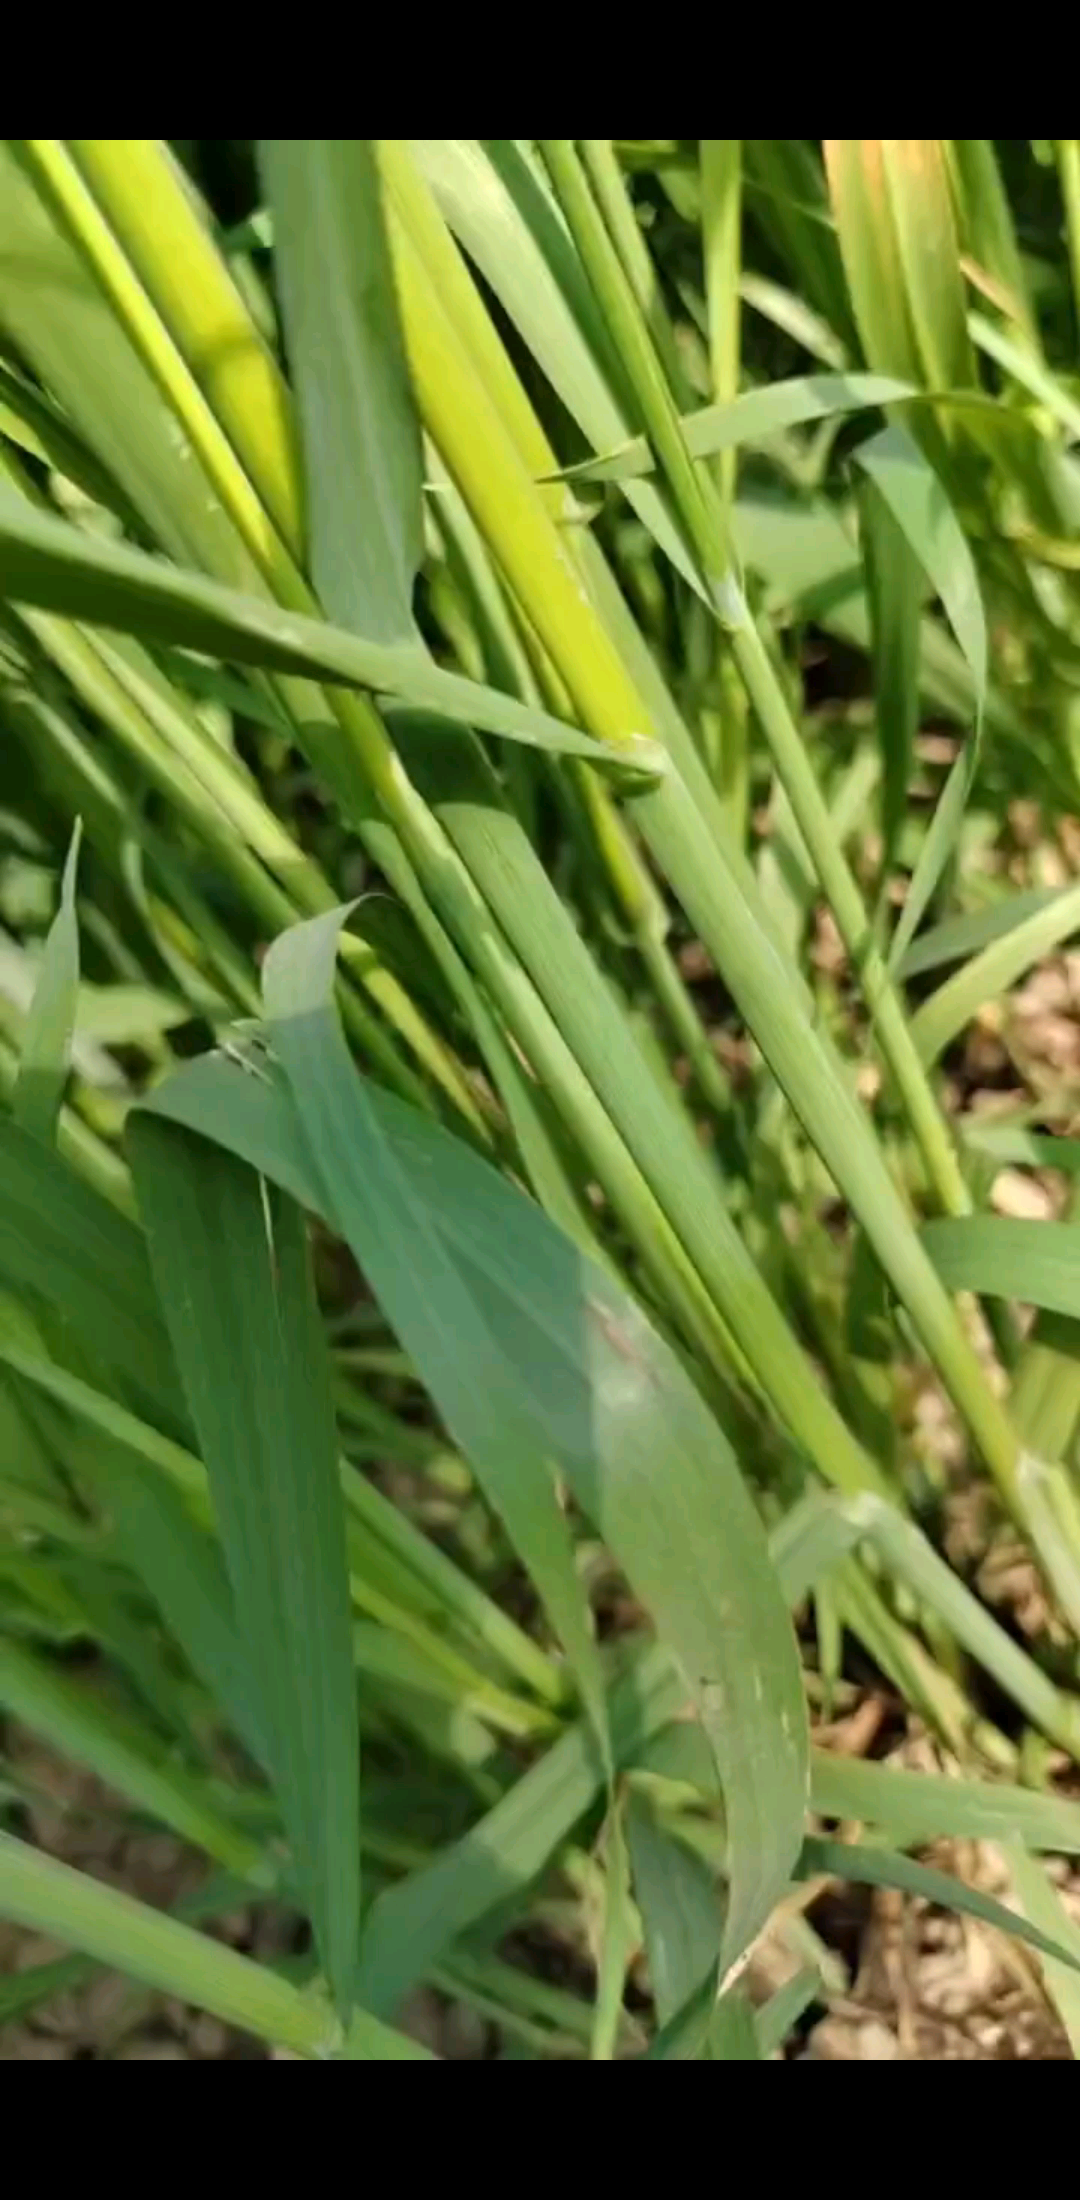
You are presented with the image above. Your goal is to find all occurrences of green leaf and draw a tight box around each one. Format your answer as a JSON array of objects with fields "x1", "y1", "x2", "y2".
[
  {"x1": 408, "y1": 137, "x2": 704, "y2": 597},
  {"x1": 644, "y1": 1970, "x2": 721, "y2": 2062},
  {"x1": 0, "y1": 491, "x2": 662, "y2": 778},
  {"x1": 701, "y1": 138, "x2": 743, "y2": 520},
  {"x1": 0, "y1": 1638, "x2": 268, "y2": 1883},
  {"x1": 590, "y1": 1805, "x2": 636, "y2": 2061},
  {"x1": 13, "y1": 820, "x2": 81, "y2": 1144},
  {"x1": 0, "y1": 1118, "x2": 182, "y2": 1429},
  {"x1": 550, "y1": 373, "x2": 915, "y2": 489},
  {"x1": 899, "y1": 888, "x2": 1065, "y2": 980},
  {"x1": 145, "y1": 925, "x2": 809, "y2": 1996},
  {"x1": 970, "y1": 311, "x2": 1080, "y2": 444},
  {"x1": 855, "y1": 425, "x2": 987, "y2": 967},
  {"x1": 755, "y1": 1968, "x2": 821, "y2": 2058},
  {"x1": 75, "y1": 982, "x2": 189, "y2": 1045},
  {"x1": 948, "y1": 142, "x2": 1037, "y2": 347},
  {"x1": 924, "y1": 1216, "x2": 1080, "y2": 1322},
  {"x1": 0, "y1": 1834, "x2": 429, "y2": 2060},
  {"x1": 625, "y1": 1793, "x2": 720, "y2": 2029},
  {"x1": 0, "y1": 1874, "x2": 279, "y2": 2033},
  {"x1": 740, "y1": 273, "x2": 849, "y2": 371},
  {"x1": 359, "y1": 1648, "x2": 683, "y2": 2013},
  {"x1": 0, "y1": 1950, "x2": 96, "y2": 2028},
  {"x1": 824, "y1": 141, "x2": 922, "y2": 382},
  {"x1": 748, "y1": 140, "x2": 854, "y2": 344},
  {"x1": 912, "y1": 880, "x2": 1080, "y2": 1066},
  {"x1": 0, "y1": 358, "x2": 131, "y2": 517},
  {"x1": 1005, "y1": 1846, "x2": 1080, "y2": 2057},
  {"x1": 771, "y1": 1490, "x2": 1080, "y2": 1759},
  {"x1": 0, "y1": 1326, "x2": 205, "y2": 1512},
  {"x1": 856, "y1": 424, "x2": 987, "y2": 715},
  {"x1": 708, "y1": 1988, "x2": 764, "y2": 2062},
  {"x1": 961, "y1": 1123, "x2": 1080, "y2": 1178},
  {"x1": 259, "y1": 140, "x2": 423, "y2": 648},
  {"x1": 860, "y1": 478, "x2": 922, "y2": 876},
  {"x1": 0, "y1": 142, "x2": 255, "y2": 589},
  {"x1": 129, "y1": 1118, "x2": 361, "y2": 2020},
  {"x1": 75, "y1": 1432, "x2": 271, "y2": 1770},
  {"x1": 262, "y1": 908, "x2": 611, "y2": 1778},
  {"x1": 878, "y1": 141, "x2": 975, "y2": 392},
  {"x1": 799, "y1": 1838, "x2": 1080, "y2": 1980},
  {"x1": 811, "y1": 1753, "x2": 1080, "y2": 1855}
]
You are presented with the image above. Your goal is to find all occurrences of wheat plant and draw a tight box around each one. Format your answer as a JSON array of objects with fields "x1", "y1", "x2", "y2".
[{"x1": 1, "y1": 139, "x2": 1080, "y2": 2060}]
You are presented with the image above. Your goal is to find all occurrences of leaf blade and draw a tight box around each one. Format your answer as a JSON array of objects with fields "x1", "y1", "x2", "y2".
[
  {"x1": 259, "y1": 139, "x2": 423, "y2": 647},
  {"x1": 855, "y1": 425, "x2": 987, "y2": 966},
  {"x1": 0, "y1": 1833, "x2": 428, "y2": 2060},
  {"x1": 129, "y1": 1117, "x2": 361, "y2": 2019},
  {"x1": 0, "y1": 489, "x2": 659, "y2": 776},
  {"x1": 13, "y1": 820, "x2": 82, "y2": 1145},
  {"x1": 799, "y1": 1837, "x2": 1080, "y2": 1980}
]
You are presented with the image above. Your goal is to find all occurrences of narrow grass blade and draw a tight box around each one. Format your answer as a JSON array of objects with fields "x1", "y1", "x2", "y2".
[
  {"x1": 0, "y1": 357, "x2": 130, "y2": 516},
  {"x1": 0, "y1": 1640, "x2": 268, "y2": 1883},
  {"x1": 924, "y1": 1217, "x2": 1080, "y2": 1322},
  {"x1": 799, "y1": 1838, "x2": 1080, "y2": 1979},
  {"x1": 0, "y1": 1951, "x2": 96, "y2": 2028},
  {"x1": 740, "y1": 272, "x2": 849, "y2": 370},
  {"x1": 0, "y1": 1835, "x2": 429, "y2": 2060},
  {"x1": 77, "y1": 1433, "x2": 270, "y2": 1769},
  {"x1": 405, "y1": 137, "x2": 702, "y2": 595},
  {"x1": 948, "y1": 141, "x2": 1037, "y2": 346},
  {"x1": 878, "y1": 141, "x2": 975, "y2": 392},
  {"x1": 259, "y1": 140, "x2": 422, "y2": 646},
  {"x1": 129, "y1": 1120, "x2": 361, "y2": 2018},
  {"x1": 701, "y1": 139, "x2": 742, "y2": 518},
  {"x1": 708, "y1": 1990, "x2": 764, "y2": 2062},
  {"x1": 772, "y1": 1490, "x2": 1080, "y2": 1758},
  {"x1": 811, "y1": 1753, "x2": 1080, "y2": 1854},
  {"x1": 962, "y1": 1125, "x2": 1080, "y2": 1178},
  {"x1": 746, "y1": 140, "x2": 854, "y2": 344},
  {"x1": 899, "y1": 888, "x2": 1065, "y2": 980},
  {"x1": 625, "y1": 1793, "x2": 720, "y2": 2027},
  {"x1": 262, "y1": 908, "x2": 611, "y2": 1773},
  {"x1": 0, "y1": 141, "x2": 253, "y2": 586},
  {"x1": 0, "y1": 1874, "x2": 276, "y2": 2033},
  {"x1": 755, "y1": 1969, "x2": 821, "y2": 2058},
  {"x1": 856, "y1": 424, "x2": 986, "y2": 965},
  {"x1": 359, "y1": 1648, "x2": 683, "y2": 2013},
  {"x1": 0, "y1": 1326, "x2": 205, "y2": 1510},
  {"x1": 555, "y1": 373, "x2": 914, "y2": 488},
  {"x1": 644, "y1": 1970, "x2": 720, "y2": 2062},
  {"x1": 969, "y1": 311, "x2": 1080, "y2": 445},
  {"x1": 860, "y1": 479, "x2": 922, "y2": 877},
  {"x1": 0, "y1": 491, "x2": 659, "y2": 777},
  {"x1": 912, "y1": 881, "x2": 1080, "y2": 1066},
  {"x1": 12, "y1": 820, "x2": 81, "y2": 1145},
  {"x1": 1006, "y1": 1846, "x2": 1080, "y2": 2056},
  {"x1": 824, "y1": 141, "x2": 922, "y2": 382},
  {"x1": 0, "y1": 1118, "x2": 182, "y2": 1427},
  {"x1": 856, "y1": 424, "x2": 987, "y2": 713},
  {"x1": 589, "y1": 1806, "x2": 635, "y2": 2061}
]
